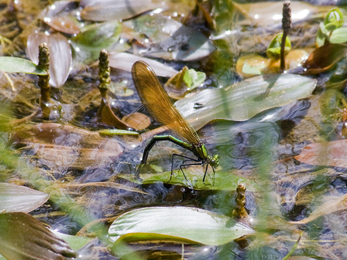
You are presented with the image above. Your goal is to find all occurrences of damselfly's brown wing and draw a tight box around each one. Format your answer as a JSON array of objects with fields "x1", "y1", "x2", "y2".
[{"x1": 132, "y1": 61, "x2": 201, "y2": 145}]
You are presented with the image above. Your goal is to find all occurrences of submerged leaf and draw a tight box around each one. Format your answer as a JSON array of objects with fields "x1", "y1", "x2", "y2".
[
  {"x1": 71, "y1": 21, "x2": 122, "y2": 62},
  {"x1": 0, "y1": 183, "x2": 49, "y2": 213},
  {"x1": 175, "y1": 74, "x2": 317, "y2": 130},
  {"x1": 27, "y1": 32, "x2": 72, "y2": 87},
  {"x1": 295, "y1": 140, "x2": 347, "y2": 168},
  {"x1": 11, "y1": 123, "x2": 124, "y2": 170},
  {"x1": 0, "y1": 212, "x2": 76, "y2": 260},
  {"x1": 109, "y1": 206, "x2": 255, "y2": 245},
  {"x1": 0, "y1": 57, "x2": 46, "y2": 75},
  {"x1": 289, "y1": 193, "x2": 347, "y2": 225},
  {"x1": 303, "y1": 44, "x2": 347, "y2": 75}
]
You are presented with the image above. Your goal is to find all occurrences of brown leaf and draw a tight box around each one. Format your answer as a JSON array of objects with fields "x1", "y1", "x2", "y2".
[
  {"x1": 97, "y1": 102, "x2": 133, "y2": 130},
  {"x1": 40, "y1": 0, "x2": 80, "y2": 34},
  {"x1": 303, "y1": 44, "x2": 347, "y2": 75},
  {"x1": 0, "y1": 212, "x2": 76, "y2": 260},
  {"x1": 295, "y1": 140, "x2": 347, "y2": 168},
  {"x1": 122, "y1": 112, "x2": 151, "y2": 131}
]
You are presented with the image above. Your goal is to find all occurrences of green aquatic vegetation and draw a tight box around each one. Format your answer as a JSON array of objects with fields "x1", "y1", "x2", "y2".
[{"x1": 316, "y1": 8, "x2": 347, "y2": 46}]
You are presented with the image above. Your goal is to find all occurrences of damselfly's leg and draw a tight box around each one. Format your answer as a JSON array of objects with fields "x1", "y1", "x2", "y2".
[
  {"x1": 202, "y1": 164, "x2": 216, "y2": 185},
  {"x1": 137, "y1": 135, "x2": 193, "y2": 178},
  {"x1": 169, "y1": 153, "x2": 199, "y2": 182}
]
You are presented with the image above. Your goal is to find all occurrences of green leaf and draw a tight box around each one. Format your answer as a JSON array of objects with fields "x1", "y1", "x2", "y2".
[
  {"x1": 266, "y1": 33, "x2": 291, "y2": 59},
  {"x1": 186, "y1": 69, "x2": 206, "y2": 90},
  {"x1": 242, "y1": 61, "x2": 267, "y2": 75},
  {"x1": 52, "y1": 230, "x2": 93, "y2": 250},
  {"x1": 108, "y1": 206, "x2": 255, "y2": 246},
  {"x1": 329, "y1": 27, "x2": 347, "y2": 44},
  {"x1": 0, "y1": 57, "x2": 47, "y2": 75},
  {"x1": 98, "y1": 129, "x2": 139, "y2": 136},
  {"x1": 118, "y1": 166, "x2": 258, "y2": 191},
  {"x1": 175, "y1": 74, "x2": 317, "y2": 130},
  {"x1": 0, "y1": 183, "x2": 49, "y2": 213},
  {"x1": 120, "y1": 167, "x2": 259, "y2": 191},
  {"x1": 324, "y1": 8, "x2": 344, "y2": 31},
  {"x1": 315, "y1": 26, "x2": 326, "y2": 47}
]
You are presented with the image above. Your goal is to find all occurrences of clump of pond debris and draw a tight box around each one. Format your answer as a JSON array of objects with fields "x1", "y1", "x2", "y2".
[{"x1": 1, "y1": 0, "x2": 347, "y2": 259}]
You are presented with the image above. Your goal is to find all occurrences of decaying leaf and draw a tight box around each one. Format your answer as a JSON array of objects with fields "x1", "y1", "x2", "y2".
[{"x1": 295, "y1": 140, "x2": 347, "y2": 168}]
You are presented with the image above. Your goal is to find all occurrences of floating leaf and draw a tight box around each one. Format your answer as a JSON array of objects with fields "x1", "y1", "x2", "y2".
[
  {"x1": 0, "y1": 183, "x2": 49, "y2": 213},
  {"x1": 98, "y1": 129, "x2": 139, "y2": 136},
  {"x1": 0, "y1": 212, "x2": 76, "y2": 260},
  {"x1": 0, "y1": 57, "x2": 46, "y2": 75},
  {"x1": 80, "y1": 0, "x2": 164, "y2": 21},
  {"x1": 232, "y1": 2, "x2": 332, "y2": 28},
  {"x1": 175, "y1": 74, "x2": 317, "y2": 130},
  {"x1": 289, "y1": 193, "x2": 347, "y2": 225},
  {"x1": 120, "y1": 166, "x2": 259, "y2": 191},
  {"x1": 303, "y1": 44, "x2": 347, "y2": 75},
  {"x1": 295, "y1": 140, "x2": 347, "y2": 168},
  {"x1": 109, "y1": 206, "x2": 255, "y2": 246},
  {"x1": 27, "y1": 32, "x2": 72, "y2": 87},
  {"x1": 108, "y1": 52, "x2": 178, "y2": 77},
  {"x1": 40, "y1": 1, "x2": 80, "y2": 34}
]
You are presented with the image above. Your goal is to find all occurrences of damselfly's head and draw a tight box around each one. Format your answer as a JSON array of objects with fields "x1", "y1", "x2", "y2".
[{"x1": 209, "y1": 154, "x2": 220, "y2": 168}]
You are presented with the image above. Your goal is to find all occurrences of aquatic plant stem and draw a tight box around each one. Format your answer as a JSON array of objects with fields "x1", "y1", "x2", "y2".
[
  {"x1": 281, "y1": 1, "x2": 291, "y2": 72},
  {"x1": 282, "y1": 232, "x2": 303, "y2": 260},
  {"x1": 37, "y1": 43, "x2": 53, "y2": 118}
]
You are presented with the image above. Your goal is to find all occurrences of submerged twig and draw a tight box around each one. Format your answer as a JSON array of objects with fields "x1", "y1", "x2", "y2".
[{"x1": 281, "y1": 1, "x2": 291, "y2": 72}]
